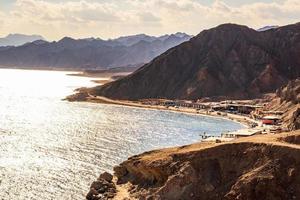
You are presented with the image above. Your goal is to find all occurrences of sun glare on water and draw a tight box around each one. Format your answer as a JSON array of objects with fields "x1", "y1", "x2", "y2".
[
  {"x1": 0, "y1": 69, "x2": 96, "y2": 98},
  {"x1": 0, "y1": 69, "x2": 243, "y2": 200}
]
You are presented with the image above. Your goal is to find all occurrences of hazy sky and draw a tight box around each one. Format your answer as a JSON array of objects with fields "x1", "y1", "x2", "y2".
[{"x1": 0, "y1": 0, "x2": 299, "y2": 40}]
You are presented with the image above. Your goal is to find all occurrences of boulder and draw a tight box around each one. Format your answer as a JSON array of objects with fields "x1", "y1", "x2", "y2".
[{"x1": 99, "y1": 172, "x2": 113, "y2": 182}]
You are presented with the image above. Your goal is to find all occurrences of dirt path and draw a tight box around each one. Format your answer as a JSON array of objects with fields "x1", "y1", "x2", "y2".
[
  {"x1": 232, "y1": 130, "x2": 300, "y2": 149},
  {"x1": 113, "y1": 182, "x2": 133, "y2": 200}
]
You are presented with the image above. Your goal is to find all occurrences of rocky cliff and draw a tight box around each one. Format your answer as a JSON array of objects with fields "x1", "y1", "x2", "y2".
[
  {"x1": 267, "y1": 78, "x2": 300, "y2": 130},
  {"x1": 276, "y1": 78, "x2": 300, "y2": 105},
  {"x1": 87, "y1": 131, "x2": 300, "y2": 200},
  {"x1": 92, "y1": 23, "x2": 300, "y2": 100}
]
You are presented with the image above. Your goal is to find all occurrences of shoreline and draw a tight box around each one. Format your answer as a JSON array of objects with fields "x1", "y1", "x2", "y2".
[{"x1": 80, "y1": 95, "x2": 254, "y2": 129}]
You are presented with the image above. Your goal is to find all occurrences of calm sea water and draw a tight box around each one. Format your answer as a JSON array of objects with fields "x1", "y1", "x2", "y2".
[{"x1": 0, "y1": 69, "x2": 243, "y2": 200}]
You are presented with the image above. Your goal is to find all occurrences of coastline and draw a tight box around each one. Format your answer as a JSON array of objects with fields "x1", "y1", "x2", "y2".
[
  {"x1": 78, "y1": 95, "x2": 254, "y2": 129},
  {"x1": 88, "y1": 130, "x2": 300, "y2": 200},
  {"x1": 83, "y1": 95, "x2": 300, "y2": 200}
]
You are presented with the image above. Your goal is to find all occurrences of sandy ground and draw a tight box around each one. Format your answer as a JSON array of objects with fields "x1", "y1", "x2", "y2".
[
  {"x1": 66, "y1": 71, "x2": 259, "y2": 128},
  {"x1": 86, "y1": 95, "x2": 254, "y2": 128}
]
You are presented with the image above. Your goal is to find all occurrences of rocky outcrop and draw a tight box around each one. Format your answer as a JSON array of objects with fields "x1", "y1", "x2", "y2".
[
  {"x1": 92, "y1": 22, "x2": 300, "y2": 100},
  {"x1": 88, "y1": 132, "x2": 300, "y2": 200},
  {"x1": 86, "y1": 172, "x2": 116, "y2": 200},
  {"x1": 276, "y1": 78, "x2": 300, "y2": 104},
  {"x1": 268, "y1": 78, "x2": 300, "y2": 130},
  {"x1": 289, "y1": 108, "x2": 300, "y2": 130}
]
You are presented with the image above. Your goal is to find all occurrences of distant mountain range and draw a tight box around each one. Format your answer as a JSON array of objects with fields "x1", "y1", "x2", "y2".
[
  {"x1": 0, "y1": 33, "x2": 191, "y2": 69},
  {"x1": 0, "y1": 34, "x2": 44, "y2": 47},
  {"x1": 113, "y1": 32, "x2": 189, "y2": 46},
  {"x1": 92, "y1": 23, "x2": 300, "y2": 100}
]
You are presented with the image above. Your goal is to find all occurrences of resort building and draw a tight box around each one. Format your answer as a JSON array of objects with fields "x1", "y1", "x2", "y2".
[
  {"x1": 221, "y1": 129, "x2": 262, "y2": 138},
  {"x1": 212, "y1": 103, "x2": 263, "y2": 114},
  {"x1": 262, "y1": 115, "x2": 281, "y2": 125},
  {"x1": 202, "y1": 128, "x2": 263, "y2": 143}
]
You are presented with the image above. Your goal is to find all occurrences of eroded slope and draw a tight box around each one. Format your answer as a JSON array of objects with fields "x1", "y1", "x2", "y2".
[{"x1": 87, "y1": 131, "x2": 300, "y2": 200}]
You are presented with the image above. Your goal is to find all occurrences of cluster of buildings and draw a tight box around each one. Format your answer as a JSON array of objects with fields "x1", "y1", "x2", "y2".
[
  {"x1": 141, "y1": 99, "x2": 209, "y2": 109},
  {"x1": 141, "y1": 98, "x2": 284, "y2": 142},
  {"x1": 141, "y1": 99, "x2": 265, "y2": 115},
  {"x1": 201, "y1": 128, "x2": 263, "y2": 142},
  {"x1": 252, "y1": 109, "x2": 283, "y2": 125}
]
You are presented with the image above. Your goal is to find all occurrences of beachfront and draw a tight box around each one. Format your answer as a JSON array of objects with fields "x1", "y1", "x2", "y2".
[{"x1": 72, "y1": 94, "x2": 286, "y2": 143}]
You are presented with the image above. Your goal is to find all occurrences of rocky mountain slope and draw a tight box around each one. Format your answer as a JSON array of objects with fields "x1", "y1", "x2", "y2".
[
  {"x1": 0, "y1": 33, "x2": 191, "y2": 70},
  {"x1": 92, "y1": 23, "x2": 300, "y2": 100},
  {"x1": 266, "y1": 78, "x2": 300, "y2": 130},
  {"x1": 87, "y1": 131, "x2": 300, "y2": 200},
  {"x1": 0, "y1": 34, "x2": 44, "y2": 47}
]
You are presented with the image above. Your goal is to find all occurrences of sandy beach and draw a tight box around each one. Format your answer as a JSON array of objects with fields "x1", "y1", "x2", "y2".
[{"x1": 83, "y1": 95, "x2": 255, "y2": 128}]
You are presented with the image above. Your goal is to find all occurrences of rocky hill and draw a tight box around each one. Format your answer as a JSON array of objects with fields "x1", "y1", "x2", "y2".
[
  {"x1": 276, "y1": 78, "x2": 300, "y2": 105},
  {"x1": 0, "y1": 33, "x2": 191, "y2": 70},
  {"x1": 91, "y1": 23, "x2": 300, "y2": 100},
  {"x1": 267, "y1": 78, "x2": 300, "y2": 130},
  {"x1": 86, "y1": 131, "x2": 300, "y2": 200}
]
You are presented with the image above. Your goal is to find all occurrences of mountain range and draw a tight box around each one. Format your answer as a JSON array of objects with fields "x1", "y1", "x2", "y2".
[
  {"x1": 91, "y1": 23, "x2": 300, "y2": 100},
  {"x1": 0, "y1": 34, "x2": 44, "y2": 47},
  {"x1": 0, "y1": 33, "x2": 191, "y2": 69}
]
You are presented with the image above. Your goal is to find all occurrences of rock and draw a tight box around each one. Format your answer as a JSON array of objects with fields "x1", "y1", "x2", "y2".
[
  {"x1": 269, "y1": 78, "x2": 300, "y2": 130},
  {"x1": 86, "y1": 188, "x2": 99, "y2": 200},
  {"x1": 289, "y1": 107, "x2": 300, "y2": 130},
  {"x1": 99, "y1": 172, "x2": 113, "y2": 182},
  {"x1": 113, "y1": 165, "x2": 128, "y2": 178},
  {"x1": 87, "y1": 174, "x2": 117, "y2": 200},
  {"x1": 277, "y1": 78, "x2": 300, "y2": 104},
  {"x1": 90, "y1": 180, "x2": 106, "y2": 190}
]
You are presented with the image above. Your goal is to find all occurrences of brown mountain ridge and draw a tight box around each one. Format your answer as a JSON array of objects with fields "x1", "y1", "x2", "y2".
[{"x1": 91, "y1": 23, "x2": 300, "y2": 100}]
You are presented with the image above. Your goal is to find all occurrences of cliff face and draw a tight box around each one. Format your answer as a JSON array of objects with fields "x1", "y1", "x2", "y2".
[
  {"x1": 92, "y1": 23, "x2": 300, "y2": 100},
  {"x1": 87, "y1": 132, "x2": 300, "y2": 200},
  {"x1": 276, "y1": 78, "x2": 300, "y2": 105},
  {"x1": 267, "y1": 78, "x2": 300, "y2": 130}
]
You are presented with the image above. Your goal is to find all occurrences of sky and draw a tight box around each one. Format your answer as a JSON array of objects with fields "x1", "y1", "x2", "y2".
[{"x1": 0, "y1": 0, "x2": 299, "y2": 41}]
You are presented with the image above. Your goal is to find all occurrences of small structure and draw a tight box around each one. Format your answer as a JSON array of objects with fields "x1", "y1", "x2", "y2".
[
  {"x1": 191, "y1": 103, "x2": 209, "y2": 109},
  {"x1": 175, "y1": 100, "x2": 193, "y2": 107},
  {"x1": 212, "y1": 103, "x2": 263, "y2": 114},
  {"x1": 202, "y1": 136, "x2": 234, "y2": 142},
  {"x1": 262, "y1": 115, "x2": 281, "y2": 125},
  {"x1": 221, "y1": 129, "x2": 262, "y2": 139},
  {"x1": 164, "y1": 101, "x2": 175, "y2": 107}
]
